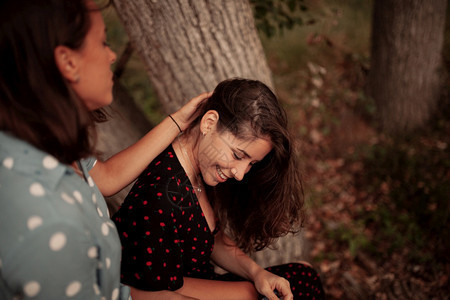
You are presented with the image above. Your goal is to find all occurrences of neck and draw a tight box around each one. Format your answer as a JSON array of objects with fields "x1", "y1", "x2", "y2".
[
  {"x1": 176, "y1": 132, "x2": 200, "y2": 176},
  {"x1": 174, "y1": 132, "x2": 204, "y2": 194}
]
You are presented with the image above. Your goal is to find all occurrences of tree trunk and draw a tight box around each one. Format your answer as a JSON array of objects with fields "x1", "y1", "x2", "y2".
[
  {"x1": 112, "y1": 0, "x2": 273, "y2": 113},
  {"x1": 368, "y1": 0, "x2": 447, "y2": 134}
]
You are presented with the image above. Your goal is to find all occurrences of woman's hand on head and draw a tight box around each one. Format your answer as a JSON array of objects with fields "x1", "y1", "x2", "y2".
[
  {"x1": 253, "y1": 269, "x2": 293, "y2": 300},
  {"x1": 172, "y1": 92, "x2": 212, "y2": 131}
]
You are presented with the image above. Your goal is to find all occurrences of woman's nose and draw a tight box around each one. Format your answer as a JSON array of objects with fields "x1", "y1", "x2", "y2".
[
  {"x1": 231, "y1": 162, "x2": 251, "y2": 181},
  {"x1": 110, "y1": 48, "x2": 117, "y2": 64}
]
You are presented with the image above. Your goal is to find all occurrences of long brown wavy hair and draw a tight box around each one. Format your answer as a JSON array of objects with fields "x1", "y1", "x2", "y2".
[
  {"x1": 0, "y1": 0, "x2": 109, "y2": 164},
  {"x1": 187, "y1": 78, "x2": 305, "y2": 253}
]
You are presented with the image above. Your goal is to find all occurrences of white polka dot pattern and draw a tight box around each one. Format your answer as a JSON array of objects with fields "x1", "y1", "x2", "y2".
[
  {"x1": 87, "y1": 246, "x2": 98, "y2": 258},
  {"x1": 3, "y1": 157, "x2": 13, "y2": 169},
  {"x1": 112, "y1": 288, "x2": 119, "y2": 300},
  {"x1": 29, "y1": 183, "x2": 45, "y2": 197},
  {"x1": 42, "y1": 156, "x2": 58, "y2": 169},
  {"x1": 93, "y1": 283, "x2": 100, "y2": 295},
  {"x1": 65, "y1": 281, "x2": 81, "y2": 297},
  {"x1": 73, "y1": 190, "x2": 83, "y2": 203},
  {"x1": 49, "y1": 232, "x2": 67, "y2": 251},
  {"x1": 27, "y1": 216, "x2": 43, "y2": 230},
  {"x1": 24, "y1": 281, "x2": 40, "y2": 297},
  {"x1": 105, "y1": 257, "x2": 111, "y2": 269},
  {"x1": 61, "y1": 192, "x2": 75, "y2": 204},
  {"x1": 101, "y1": 223, "x2": 109, "y2": 236}
]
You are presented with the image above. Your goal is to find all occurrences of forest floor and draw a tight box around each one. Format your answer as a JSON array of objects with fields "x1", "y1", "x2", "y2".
[{"x1": 268, "y1": 50, "x2": 450, "y2": 299}]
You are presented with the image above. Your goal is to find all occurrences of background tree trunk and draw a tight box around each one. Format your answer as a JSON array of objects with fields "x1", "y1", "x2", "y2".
[
  {"x1": 368, "y1": 0, "x2": 447, "y2": 133},
  {"x1": 112, "y1": 0, "x2": 273, "y2": 113}
]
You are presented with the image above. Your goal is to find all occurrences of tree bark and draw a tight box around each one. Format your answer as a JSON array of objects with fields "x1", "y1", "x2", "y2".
[
  {"x1": 368, "y1": 0, "x2": 447, "y2": 133},
  {"x1": 112, "y1": 0, "x2": 273, "y2": 113}
]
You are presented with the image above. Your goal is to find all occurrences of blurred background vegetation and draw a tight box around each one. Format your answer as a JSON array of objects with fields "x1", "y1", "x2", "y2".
[{"x1": 102, "y1": 0, "x2": 449, "y2": 298}]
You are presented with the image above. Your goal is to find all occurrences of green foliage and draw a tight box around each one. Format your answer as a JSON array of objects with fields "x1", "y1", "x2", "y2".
[
  {"x1": 250, "y1": 0, "x2": 311, "y2": 37},
  {"x1": 355, "y1": 135, "x2": 450, "y2": 263},
  {"x1": 322, "y1": 123, "x2": 449, "y2": 264},
  {"x1": 327, "y1": 222, "x2": 372, "y2": 257},
  {"x1": 120, "y1": 65, "x2": 164, "y2": 125},
  {"x1": 260, "y1": 0, "x2": 372, "y2": 74}
]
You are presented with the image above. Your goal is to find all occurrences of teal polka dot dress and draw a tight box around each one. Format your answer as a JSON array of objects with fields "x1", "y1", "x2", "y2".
[{"x1": 0, "y1": 132, "x2": 130, "y2": 299}]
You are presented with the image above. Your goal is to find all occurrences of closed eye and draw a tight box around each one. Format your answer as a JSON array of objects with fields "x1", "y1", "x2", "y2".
[{"x1": 233, "y1": 152, "x2": 243, "y2": 160}]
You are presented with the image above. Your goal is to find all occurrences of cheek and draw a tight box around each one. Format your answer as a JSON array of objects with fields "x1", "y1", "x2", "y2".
[
  {"x1": 245, "y1": 165, "x2": 252, "y2": 174},
  {"x1": 197, "y1": 155, "x2": 210, "y2": 175},
  {"x1": 198, "y1": 141, "x2": 222, "y2": 166},
  {"x1": 198, "y1": 164, "x2": 216, "y2": 186}
]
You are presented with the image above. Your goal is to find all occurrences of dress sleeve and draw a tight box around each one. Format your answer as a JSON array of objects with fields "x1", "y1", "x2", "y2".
[
  {"x1": 2, "y1": 221, "x2": 103, "y2": 299},
  {"x1": 82, "y1": 156, "x2": 97, "y2": 172},
  {"x1": 115, "y1": 181, "x2": 184, "y2": 292}
]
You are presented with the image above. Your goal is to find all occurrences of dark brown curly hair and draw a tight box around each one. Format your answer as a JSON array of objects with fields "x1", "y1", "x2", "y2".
[{"x1": 187, "y1": 78, "x2": 305, "y2": 253}]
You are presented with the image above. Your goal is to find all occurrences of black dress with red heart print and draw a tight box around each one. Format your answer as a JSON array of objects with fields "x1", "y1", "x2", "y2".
[{"x1": 113, "y1": 145, "x2": 325, "y2": 299}]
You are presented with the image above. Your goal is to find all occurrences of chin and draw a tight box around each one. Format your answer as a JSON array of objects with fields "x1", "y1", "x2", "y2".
[
  {"x1": 86, "y1": 99, "x2": 112, "y2": 111},
  {"x1": 204, "y1": 178, "x2": 219, "y2": 187},
  {"x1": 104, "y1": 94, "x2": 114, "y2": 106},
  {"x1": 200, "y1": 171, "x2": 218, "y2": 187}
]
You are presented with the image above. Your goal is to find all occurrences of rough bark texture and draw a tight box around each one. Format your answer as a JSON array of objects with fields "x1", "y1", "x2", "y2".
[
  {"x1": 368, "y1": 0, "x2": 447, "y2": 133},
  {"x1": 112, "y1": 0, "x2": 273, "y2": 113}
]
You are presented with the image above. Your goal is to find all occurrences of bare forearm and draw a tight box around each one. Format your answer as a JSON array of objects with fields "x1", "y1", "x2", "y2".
[
  {"x1": 177, "y1": 277, "x2": 258, "y2": 300},
  {"x1": 91, "y1": 116, "x2": 180, "y2": 196},
  {"x1": 211, "y1": 233, "x2": 263, "y2": 282},
  {"x1": 130, "y1": 286, "x2": 198, "y2": 300},
  {"x1": 211, "y1": 235, "x2": 293, "y2": 300}
]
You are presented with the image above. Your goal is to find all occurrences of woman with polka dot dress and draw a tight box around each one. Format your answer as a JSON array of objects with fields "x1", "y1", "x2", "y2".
[
  {"x1": 113, "y1": 79, "x2": 325, "y2": 299},
  {"x1": 0, "y1": 0, "x2": 208, "y2": 299}
]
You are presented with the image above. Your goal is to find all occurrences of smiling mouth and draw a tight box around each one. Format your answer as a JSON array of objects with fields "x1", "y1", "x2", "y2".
[{"x1": 216, "y1": 165, "x2": 228, "y2": 181}]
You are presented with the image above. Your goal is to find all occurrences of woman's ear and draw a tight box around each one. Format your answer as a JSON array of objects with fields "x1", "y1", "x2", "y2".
[
  {"x1": 200, "y1": 110, "x2": 219, "y2": 135},
  {"x1": 54, "y1": 45, "x2": 80, "y2": 83}
]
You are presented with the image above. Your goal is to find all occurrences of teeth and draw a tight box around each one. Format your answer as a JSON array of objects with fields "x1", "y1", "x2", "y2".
[{"x1": 216, "y1": 165, "x2": 227, "y2": 180}]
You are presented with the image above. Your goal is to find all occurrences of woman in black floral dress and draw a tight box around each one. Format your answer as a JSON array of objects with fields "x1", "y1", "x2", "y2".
[{"x1": 113, "y1": 78, "x2": 325, "y2": 299}]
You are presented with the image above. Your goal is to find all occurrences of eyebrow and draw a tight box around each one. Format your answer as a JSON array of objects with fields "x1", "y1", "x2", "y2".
[{"x1": 236, "y1": 148, "x2": 251, "y2": 159}]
